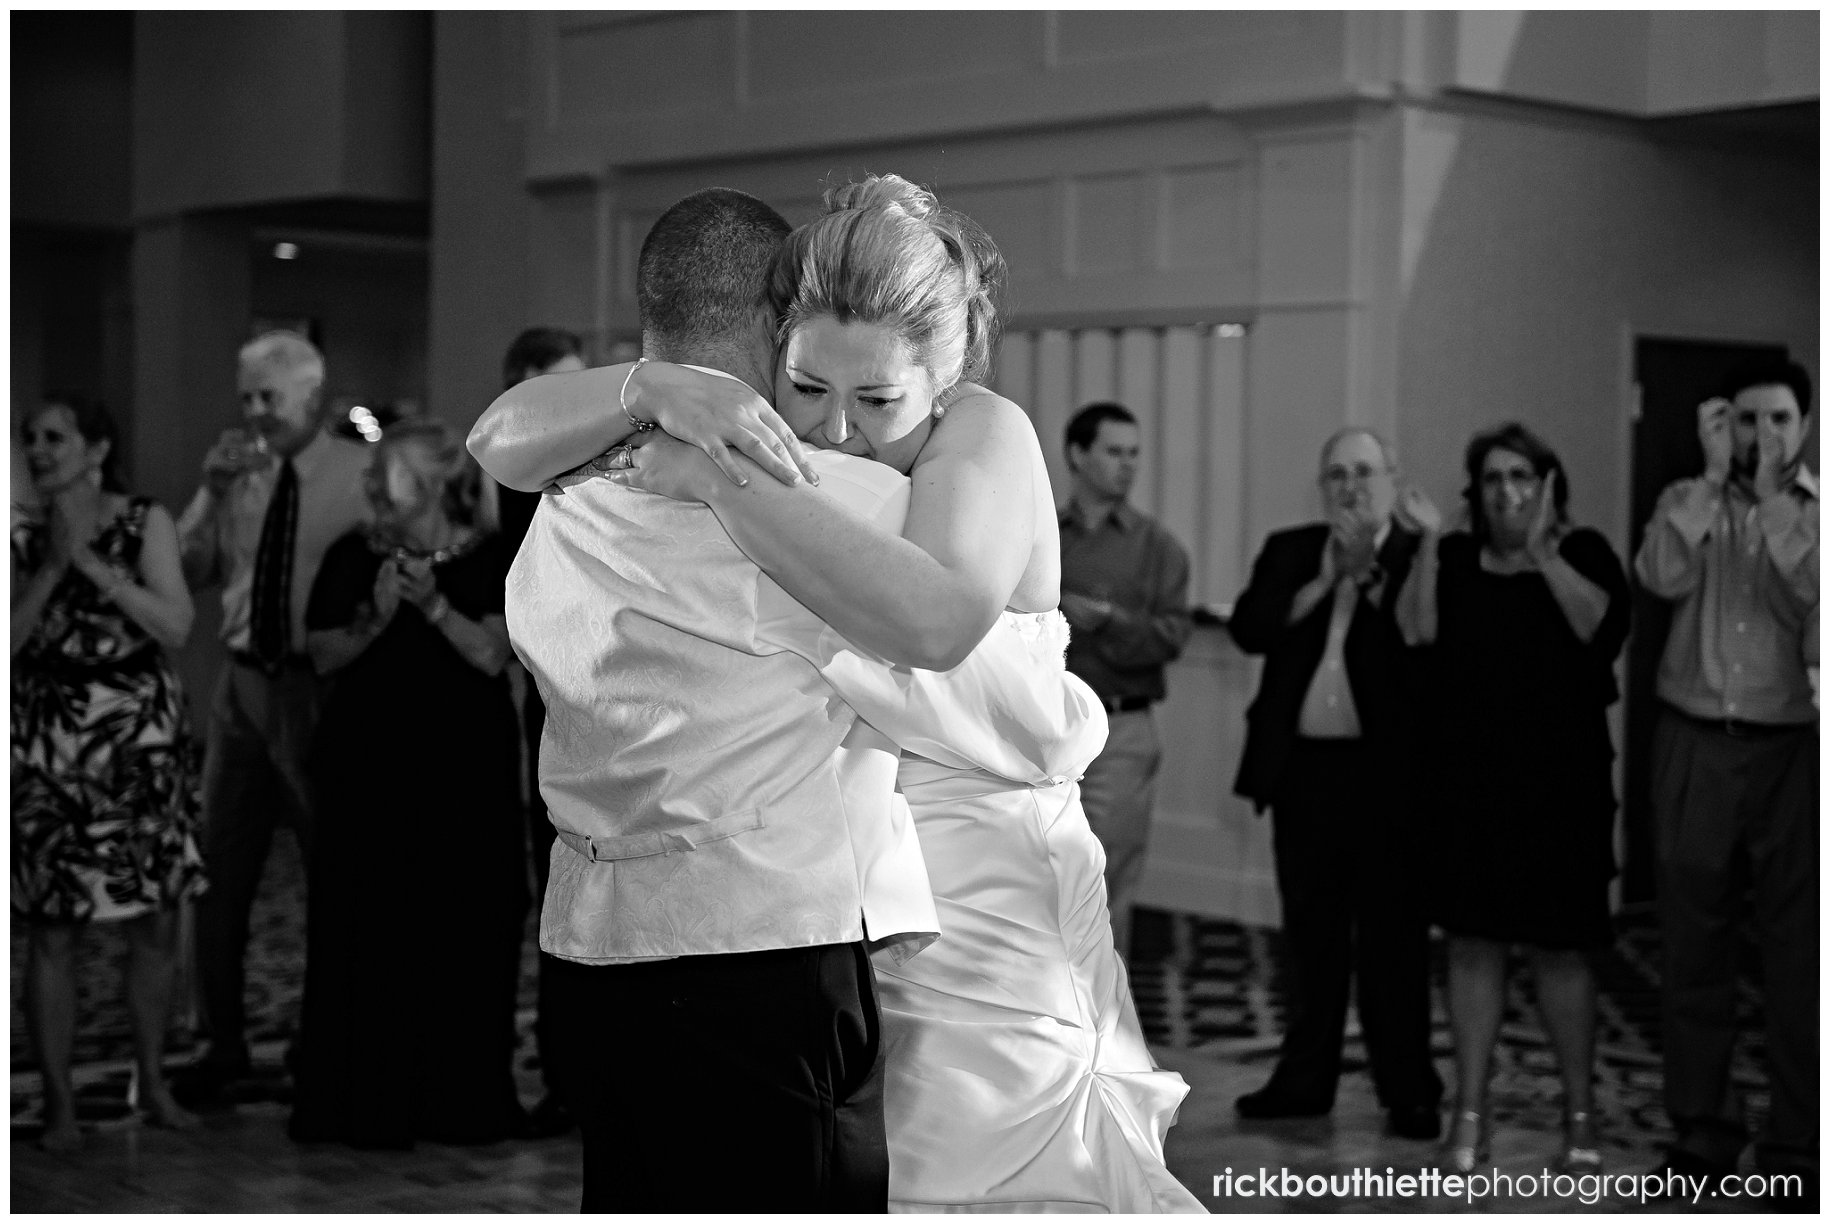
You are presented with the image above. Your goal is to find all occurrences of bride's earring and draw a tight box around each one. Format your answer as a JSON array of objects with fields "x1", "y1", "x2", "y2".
[{"x1": 933, "y1": 384, "x2": 956, "y2": 419}]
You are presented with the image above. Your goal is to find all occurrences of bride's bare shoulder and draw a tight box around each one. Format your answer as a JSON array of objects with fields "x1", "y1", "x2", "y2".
[
  {"x1": 944, "y1": 381, "x2": 1026, "y2": 421},
  {"x1": 925, "y1": 383, "x2": 1039, "y2": 458}
]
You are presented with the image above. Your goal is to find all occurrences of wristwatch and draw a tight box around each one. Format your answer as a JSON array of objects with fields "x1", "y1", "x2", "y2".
[{"x1": 425, "y1": 593, "x2": 452, "y2": 626}]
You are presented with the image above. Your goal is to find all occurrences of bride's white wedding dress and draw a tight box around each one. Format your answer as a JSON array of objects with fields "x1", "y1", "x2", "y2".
[{"x1": 880, "y1": 610, "x2": 1206, "y2": 1213}]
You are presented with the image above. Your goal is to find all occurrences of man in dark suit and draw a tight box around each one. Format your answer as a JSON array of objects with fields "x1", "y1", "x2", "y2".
[{"x1": 1228, "y1": 426, "x2": 1442, "y2": 1141}]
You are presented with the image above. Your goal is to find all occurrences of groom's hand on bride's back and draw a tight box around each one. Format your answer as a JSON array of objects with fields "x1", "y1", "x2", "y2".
[{"x1": 626, "y1": 361, "x2": 818, "y2": 489}]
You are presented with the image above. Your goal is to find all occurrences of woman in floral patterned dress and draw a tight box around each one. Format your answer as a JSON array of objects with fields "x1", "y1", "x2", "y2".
[{"x1": 12, "y1": 396, "x2": 207, "y2": 1151}]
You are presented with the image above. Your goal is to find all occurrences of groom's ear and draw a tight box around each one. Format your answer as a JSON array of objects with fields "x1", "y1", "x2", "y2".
[{"x1": 750, "y1": 305, "x2": 782, "y2": 358}]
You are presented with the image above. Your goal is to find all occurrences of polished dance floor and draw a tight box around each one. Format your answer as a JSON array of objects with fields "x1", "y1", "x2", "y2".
[{"x1": 11, "y1": 835, "x2": 1773, "y2": 1212}]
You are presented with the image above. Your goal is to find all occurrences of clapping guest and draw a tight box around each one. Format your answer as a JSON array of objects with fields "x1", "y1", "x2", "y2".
[
  {"x1": 1635, "y1": 360, "x2": 1817, "y2": 1199},
  {"x1": 288, "y1": 418, "x2": 527, "y2": 1147},
  {"x1": 1396, "y1": 422, "x2": 1630, "y2": 1174},
  {"x1": 12, "y1": 396, "x2": 206, "y2": 1150},
  {"x1": 1229, "y1": 428, "x2": 1443, "y2": 1140}
]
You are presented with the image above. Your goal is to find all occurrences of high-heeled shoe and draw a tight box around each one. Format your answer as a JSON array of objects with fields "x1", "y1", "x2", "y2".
[
  {"x1": 1438, "y1": 1108, "x2": 1491, "y2": 1174},
  {"x1": 1557, "y1": 1110, "x2": 1603, "y2": 1174}
]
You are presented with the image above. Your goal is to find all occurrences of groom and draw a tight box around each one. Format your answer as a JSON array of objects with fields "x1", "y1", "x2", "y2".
[{"x1": 479, "y1": 189, "x2": 1090, "y2": 1212}]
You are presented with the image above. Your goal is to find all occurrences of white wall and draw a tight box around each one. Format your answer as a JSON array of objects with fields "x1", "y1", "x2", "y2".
[
  {"x1": 1394, "y1": 105, "x2": 1818, "y2": 552},
  {"x1": 1442, "y1": 11, "x2": 1817, "y2": 117},
  {"x1": 1646, "y1": 11, "x2": 1819, "y2": 114},
  {"x1": 524, "y1": 12, "x2": 1361, "y2": 178},
  {"x1": 14, "y1": 15, "x2": 132, "y2": 231},
  {"x1": 133, "y1": 13, "x2": 429, "y2": 221},
  {"x1": 250, "y1": 242, "x2": 430, "y2": 415},
  {"x1": 424, "y1": 11, "x2": 1817, "y2": 926},
  {"x1": 428, "y1": 12, "x2": 536, "y2": 424}
]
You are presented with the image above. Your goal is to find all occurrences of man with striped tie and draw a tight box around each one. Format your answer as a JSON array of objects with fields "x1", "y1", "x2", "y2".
[{"x1": 173, "y1": 331, "x2": 372, "y2": 1104}]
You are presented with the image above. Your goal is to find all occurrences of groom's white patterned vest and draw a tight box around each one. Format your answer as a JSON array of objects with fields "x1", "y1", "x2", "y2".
[
  {"x1": 510, "y1": 361, "x2": 1109, "y2": 965},
  {"x1": 509, "y1": 446, "x2": 923, "y2": 962}
]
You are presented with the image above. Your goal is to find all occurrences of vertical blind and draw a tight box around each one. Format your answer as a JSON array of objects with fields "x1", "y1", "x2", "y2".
[{"x1": 992, "y1": 324, "x2": 1248, "y2": 614}]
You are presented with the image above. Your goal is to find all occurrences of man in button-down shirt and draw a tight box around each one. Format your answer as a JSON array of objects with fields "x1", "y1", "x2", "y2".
[
  {"x1": 1634, "y1": 358, "x2": 1819, "y2": 1192},
  {"x1": 1057, "y1": 402, "x2": 1192, "y2": 963},
  {"x1": 172, "y1": 331, "x2": 371, "y2": 1099},
  {"x1": 1226, "y1": 427, "x2": 1442, "y2": 1141}
]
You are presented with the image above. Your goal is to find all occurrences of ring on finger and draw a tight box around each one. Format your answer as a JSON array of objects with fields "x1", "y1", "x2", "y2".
[{"x1": 595, "y1": 444, "x2": 636, "y2": 472}]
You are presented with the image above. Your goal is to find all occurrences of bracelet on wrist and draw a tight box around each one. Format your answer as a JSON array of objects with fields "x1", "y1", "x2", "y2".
[
  {"x1": 425, "y1": 594, "x2": 452, "y2": 626},
  {"x1": 620, "y1": 357, "x2": 657, "y2": 433}
]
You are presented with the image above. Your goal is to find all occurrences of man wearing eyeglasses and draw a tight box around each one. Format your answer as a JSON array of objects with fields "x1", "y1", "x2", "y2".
[{"x1": 1227, "y1": 427, "x2": 1443, "y2": 1142}]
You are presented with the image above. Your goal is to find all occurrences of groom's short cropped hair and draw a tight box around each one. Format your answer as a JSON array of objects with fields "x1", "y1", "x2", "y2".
[{"x1": 638, "y1": 188, "x2": 791, "y2": 360}]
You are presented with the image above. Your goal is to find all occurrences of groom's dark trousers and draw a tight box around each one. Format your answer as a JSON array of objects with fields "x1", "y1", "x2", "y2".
[{"x1": 545, "y1": 941, "x2": 888, "y2": 1212}]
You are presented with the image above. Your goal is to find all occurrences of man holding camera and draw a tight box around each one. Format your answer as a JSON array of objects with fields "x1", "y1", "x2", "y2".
[{"x1": 1635, "y1": 358, "x2": 1818, "y2": 1202}]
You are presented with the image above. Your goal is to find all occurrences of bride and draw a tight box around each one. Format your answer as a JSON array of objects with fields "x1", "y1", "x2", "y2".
[{"x1": 476, "y1": 175, "x2": 1204, "y2": 1213}]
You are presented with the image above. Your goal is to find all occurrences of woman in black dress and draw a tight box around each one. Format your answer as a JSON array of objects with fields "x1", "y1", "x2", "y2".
[
  {"x1": 289, "y1": 418, "x2": 527, "y2": 1147},
  {"x1": 12, "y1": 396, "x2": 206, "y2": 1149},
  {"x1": 1396, "y1": 423, "x2": 1629, "y2": 1175}
]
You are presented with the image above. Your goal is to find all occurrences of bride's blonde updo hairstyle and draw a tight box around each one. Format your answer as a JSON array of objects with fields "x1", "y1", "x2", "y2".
[{"x1": 769, "y1": 174, "x2": 1006, "y2": 399}]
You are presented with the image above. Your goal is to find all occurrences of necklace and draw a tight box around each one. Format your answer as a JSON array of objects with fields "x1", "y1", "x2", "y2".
[{"x1": 368, "y1": 527, "x2": 479, "y2": 567}]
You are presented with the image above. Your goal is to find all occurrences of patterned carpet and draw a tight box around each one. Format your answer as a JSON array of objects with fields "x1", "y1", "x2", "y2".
[
  {"x1": 12, "y1": 833, "x2": 1773, "y2": 1158},
  {"x1": 10, "y1": 833, "x2": 472, "y2": 1128},
  {"x1": 1127, "y1": 907, "x2": 1772, "y2": 1166}
]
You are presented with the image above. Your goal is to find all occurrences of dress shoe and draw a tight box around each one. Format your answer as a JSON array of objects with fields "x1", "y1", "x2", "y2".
[
  {"x1": 1556, "y1": 1109, "x2": 1603, "y2": 1175},
  {"x1": 1235, "y1": 1085, "x2": 1332, "y2": 1120},
  {"x1": 285, "y1": 1111, "x2": 336, "y2": 1145},
  {"x1": 170, "y1": 1056, "x2": 250, "y2": 1109},
  {"x1": 1387, "y1": 1104, "x2": 1441, "y2": 1141},
  {"x1": 522, "y1": 1093, "x2": 575, "y2": 1139},
  {"x1": 1646, "y1": 1150, "x2": 1733, "y2": 1200},
  {"x1": 422, "y1": 1105, "x2": 528, "y2": 1147},
  {"x1": 1437, "y1": 1109, "x2": 1490, "y2": 1174}
]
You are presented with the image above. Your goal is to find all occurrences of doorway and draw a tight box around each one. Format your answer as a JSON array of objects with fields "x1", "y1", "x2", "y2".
[{"x1": 1621, "y1": 336, "x2": 1789, "y2": 904}]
